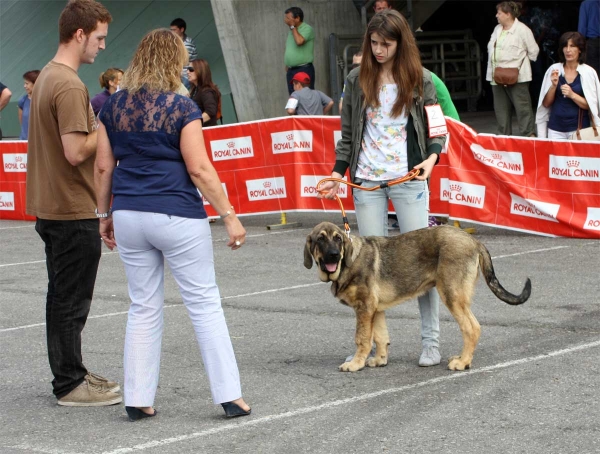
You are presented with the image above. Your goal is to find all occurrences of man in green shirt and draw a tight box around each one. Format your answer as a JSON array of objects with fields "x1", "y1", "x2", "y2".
[{"x1": 284, "y1": 7, "x2": 315, "y2": 95}]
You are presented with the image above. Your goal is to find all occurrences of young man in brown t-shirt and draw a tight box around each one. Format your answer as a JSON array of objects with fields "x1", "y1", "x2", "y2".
[{"x1": 26, "y1": 0, "x2": 121, "y2": 407}]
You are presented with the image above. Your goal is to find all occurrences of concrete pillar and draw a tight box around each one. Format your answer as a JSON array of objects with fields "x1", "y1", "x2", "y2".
[{"x1": 210, "y1": 0, "x2": 265, "y2": 122}]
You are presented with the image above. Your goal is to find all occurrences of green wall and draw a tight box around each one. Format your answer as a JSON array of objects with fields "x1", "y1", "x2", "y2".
[{"x1": 0, "y1": 0, "x2": 235, "y2": 139}]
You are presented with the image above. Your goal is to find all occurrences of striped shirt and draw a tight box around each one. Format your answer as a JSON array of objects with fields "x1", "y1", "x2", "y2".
[{"x1": 183, "y1": 35, "x2": 197, "y2": 62}]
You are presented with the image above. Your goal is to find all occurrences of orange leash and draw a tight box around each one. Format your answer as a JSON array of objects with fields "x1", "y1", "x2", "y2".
[{"x1": 316, "y1": 168, "x2": 421, "y2": 237}]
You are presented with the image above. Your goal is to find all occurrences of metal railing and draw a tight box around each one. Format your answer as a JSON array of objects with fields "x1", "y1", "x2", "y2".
[
  {"x1": 328, "y1": 33, "x2": 363, "y2": 115},
  {"x1": 417, "y1": 31, "x2": 482, "y2": 111}
]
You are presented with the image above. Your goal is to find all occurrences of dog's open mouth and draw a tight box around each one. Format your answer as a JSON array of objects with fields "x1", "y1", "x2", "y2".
[{"x1": 319, "y1": 259, "x2": 338, "y2": 274}]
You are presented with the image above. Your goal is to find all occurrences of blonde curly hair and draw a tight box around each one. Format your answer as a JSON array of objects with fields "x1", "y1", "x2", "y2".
[{"x1": 121, "y1": 29, "x2": 188, "y2": 93}]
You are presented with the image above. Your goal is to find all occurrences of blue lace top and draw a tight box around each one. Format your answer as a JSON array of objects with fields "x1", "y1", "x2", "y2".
[{"x1": 99, "y1": 88, "x2": 206, "y2": 218}]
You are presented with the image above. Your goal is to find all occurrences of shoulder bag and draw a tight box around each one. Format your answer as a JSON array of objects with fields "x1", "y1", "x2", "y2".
[
  {"x1": 492, "y1": 39, "x2": 523, "y2": 87},
  {"x1": 569, "y1": 109, "x2": 600, "y2": 141}
]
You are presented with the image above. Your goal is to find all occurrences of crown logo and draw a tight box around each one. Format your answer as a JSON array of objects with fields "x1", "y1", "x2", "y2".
[
  {"x1": 492, "y1": 153, "x2": 503, "y2": 160},
  {"x1": 263, "y1": 181, "x2": 272, "y2": 188},
  {"x1": 286, "y1": 133, "x2": 294, "y2": 141},
  {"x1": 227, "y1": 141, "x2": 235, "y2": 148},
  {"x1": 15, "y1": 156, "x2": 23, "y2": 162},
  {"x1": 566, "y1": 160, "x2": 579, "y2": 168},
  {"x1": 449, "y1": 184, "x2": 462, "y2": 192}
]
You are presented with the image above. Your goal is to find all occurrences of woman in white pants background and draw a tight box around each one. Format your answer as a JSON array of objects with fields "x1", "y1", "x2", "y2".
[{"x1": 94, "y1": 29, "x2": 250, "y2": 421}]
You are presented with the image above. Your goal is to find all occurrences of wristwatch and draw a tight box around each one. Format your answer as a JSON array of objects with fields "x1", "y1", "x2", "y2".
[
  {"x1": 95, "y1": 208, "x2": 112, "y2": 218},
  {"x1": 290, "y1": 25, "x2": 295, "y2": 30}
]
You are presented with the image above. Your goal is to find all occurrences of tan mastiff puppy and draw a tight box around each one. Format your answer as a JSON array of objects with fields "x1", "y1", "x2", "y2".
[{"x1": 304, "y1": 222, "x2": 531, "y2": 372}]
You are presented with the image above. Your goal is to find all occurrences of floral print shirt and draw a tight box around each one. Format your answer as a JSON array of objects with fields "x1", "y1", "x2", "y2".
[{"x1": 356, "y1": 84, "x2": 409, "y2": 181}]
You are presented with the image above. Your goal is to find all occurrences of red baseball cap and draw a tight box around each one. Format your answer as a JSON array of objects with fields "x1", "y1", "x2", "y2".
[{"x1": 292, "y1": 72, "x2": 311, "y2": 84}]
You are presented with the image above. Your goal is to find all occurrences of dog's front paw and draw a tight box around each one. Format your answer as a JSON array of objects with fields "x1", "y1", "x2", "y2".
[
  {"x1": 448, "y1": 355, "x2": 471, "y2": 371},
  {"x1": 338, "y1": 359, "x2": 365, "y2": 372},
  {"x1": 366, "y1": 355, "x2": 388, "y2": 368}
]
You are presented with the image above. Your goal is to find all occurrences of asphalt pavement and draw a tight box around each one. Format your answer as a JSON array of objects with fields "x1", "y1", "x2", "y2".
[{"x1": 1, "y1": 210, "x2": 599, "y2": 454}]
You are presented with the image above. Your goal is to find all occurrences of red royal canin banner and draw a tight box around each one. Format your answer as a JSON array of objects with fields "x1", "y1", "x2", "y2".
[
  {"x1": 1, "y1": 116, "x2": 598, "y2": 238},
  {"x1": 0, "y1": 141, "x2": 31, "y2": 221},
  {"x1": 430, "y1": 119, "x2": 600, "y2": 238}
]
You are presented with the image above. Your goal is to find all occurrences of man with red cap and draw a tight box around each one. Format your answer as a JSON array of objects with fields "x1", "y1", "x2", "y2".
[{"x1": 285, "y1": 72, "x2": 333, "y2": 115}]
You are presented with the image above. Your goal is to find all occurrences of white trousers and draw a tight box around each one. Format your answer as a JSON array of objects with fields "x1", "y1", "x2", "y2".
[
  {"x1": 548, "y1": 128, "x2": 576, "y2": 140},
  {"x1": 113, "y1": 211, "x2": 242, "y2": 407}
]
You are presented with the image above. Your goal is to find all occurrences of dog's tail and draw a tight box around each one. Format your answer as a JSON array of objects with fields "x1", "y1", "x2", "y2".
[{"x1": 478, "y1": 243, "x2": 531, "y2": 305}]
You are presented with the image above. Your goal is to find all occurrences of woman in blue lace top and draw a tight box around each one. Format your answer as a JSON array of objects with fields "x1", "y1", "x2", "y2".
[{"x1": 94, "y1": 29, "x2": 251, "y2": 421}]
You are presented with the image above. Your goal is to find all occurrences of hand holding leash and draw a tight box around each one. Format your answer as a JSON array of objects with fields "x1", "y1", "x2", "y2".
[
  {"x1": 316, "y1": 169, "x2": 420, "y2": 237},
  {"x1": 413, "y1": 155, "x2": 437, "y2": 180},
  {"x1": 317, "y1": 172, "x2": 343, "y2": 200}
]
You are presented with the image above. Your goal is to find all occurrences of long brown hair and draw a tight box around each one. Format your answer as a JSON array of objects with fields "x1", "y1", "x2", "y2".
[
  {"x1": 189, "y1": 59, "x2": 221, "y2": 101},
  {"x1": 121, "y1": 29, "x2": 188, "y2": 93},
  {"x1": 360, "y1": 10, "x2": 423, "y2": 118}
]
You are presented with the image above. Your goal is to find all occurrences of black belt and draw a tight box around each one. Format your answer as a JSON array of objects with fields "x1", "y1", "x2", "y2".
[{"x1": 288, "y1": 63, "x2": 313, "y2": 70}]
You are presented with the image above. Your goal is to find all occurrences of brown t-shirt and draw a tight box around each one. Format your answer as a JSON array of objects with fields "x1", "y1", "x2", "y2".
[{"x1": 26, "y1": 61, "x2": 96, "y2": 220}]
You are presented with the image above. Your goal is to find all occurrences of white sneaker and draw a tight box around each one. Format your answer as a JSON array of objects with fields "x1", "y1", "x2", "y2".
[{"x1": 419, "y1": 346, "x2": 441, "y2": 367}]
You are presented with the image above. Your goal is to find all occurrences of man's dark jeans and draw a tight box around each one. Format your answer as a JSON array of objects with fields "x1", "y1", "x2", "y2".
[{"x1": 35, "y1": 218, "x2": 101, "y2": 398}]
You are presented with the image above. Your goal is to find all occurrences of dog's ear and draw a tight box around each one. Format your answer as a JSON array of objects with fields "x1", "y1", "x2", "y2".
[
  {"x1": 303, "y1": 235, "x2": 314, "y2": 269},
  {"x1": 343, "y1": 234, "x2": 354, "y2": 268}
]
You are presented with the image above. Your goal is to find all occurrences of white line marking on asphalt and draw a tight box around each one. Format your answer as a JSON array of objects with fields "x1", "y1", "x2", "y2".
[
  {"x1": 0, "y1": 228, "x2": 304, "y2": 268},
  {"x1": 0, "y1": 243, "x2": 587, "y2": 333},
  {"x1": 492, "y1": 245, "x2": 569, "y2": 259},
  {"x1": 5, "y1": 445, "x2": 79, "y2": 454},
  {"x1": 96, "y1": 339, "x2": 600, "y2": 454},
  {"x1": 0, "y1": 225, "x2": 33, "y2": 230},
  {"x1": 0, "y1": 258, "x2": 47, "y2": 268},
  {"x1": 0, "y1": 251, "x2": 118, "y2": 268},
  {"x1": 0, "y1": 284, "x2": 325, "y2": 333},
  {"x1": 221, "y1": 282, "x2": 325, "y2": 300}
]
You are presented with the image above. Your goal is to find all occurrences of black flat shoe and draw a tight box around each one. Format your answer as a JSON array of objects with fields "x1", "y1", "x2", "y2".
[
  {"x1": 125, "y1": 406, "x2": 157, "y2": 421},
  {"x1": 221, "y1": 402, "x2": 251, "y2": 418}
]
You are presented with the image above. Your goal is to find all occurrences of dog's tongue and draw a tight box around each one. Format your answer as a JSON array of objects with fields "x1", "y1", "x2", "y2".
[{"x1": 325, "y1": 263, "x2": 338, "y2": 273}]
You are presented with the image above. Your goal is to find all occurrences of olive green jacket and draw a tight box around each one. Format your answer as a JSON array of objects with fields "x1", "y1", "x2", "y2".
[{"x1": 333, "y1": 67, "x2": 446, "y2": 183}]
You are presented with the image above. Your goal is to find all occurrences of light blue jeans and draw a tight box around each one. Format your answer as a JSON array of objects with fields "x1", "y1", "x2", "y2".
[{"x1": 353, "y1": 179, "x2": 440, "y2": 348}]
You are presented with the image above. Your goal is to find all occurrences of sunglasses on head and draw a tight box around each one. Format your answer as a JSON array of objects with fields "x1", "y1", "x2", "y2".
[{"x1": 186, "y1": 67, "x2": 194, "y2": 72}]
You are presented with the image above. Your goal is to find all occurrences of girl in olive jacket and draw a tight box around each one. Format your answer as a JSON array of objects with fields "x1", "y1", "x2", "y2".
[{"x1": 319, "y1": 10, "x2": 446, "y2": 368}]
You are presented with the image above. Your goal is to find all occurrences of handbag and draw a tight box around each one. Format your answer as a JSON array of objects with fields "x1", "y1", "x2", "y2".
[
  {"x1": 494, "y1": 67, "x2": 519, "y2": 86},
  {"x1": 569, "y1": 109, "x2": 600, "y2": 141},
  {"x1": 492, "y1": 39, "x2": 522, "y2": 87}
]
